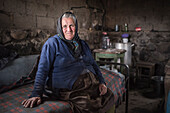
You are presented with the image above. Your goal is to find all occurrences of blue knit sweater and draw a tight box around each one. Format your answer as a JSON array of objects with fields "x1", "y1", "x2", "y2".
[{"x1": 31, "y1": 35, "x2": 105, "y2": 97}]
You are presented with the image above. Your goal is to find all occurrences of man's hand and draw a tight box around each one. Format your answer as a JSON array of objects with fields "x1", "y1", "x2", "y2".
[
  {"x1": 22, "y1": 97, "x2": 41, "y2": 108},
  {"x1": 99, "y1": 83, "x2": 107, "y2": 96}
]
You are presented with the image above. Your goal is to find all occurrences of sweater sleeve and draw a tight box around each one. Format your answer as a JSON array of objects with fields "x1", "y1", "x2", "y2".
[
  {"x1": 83, "y1": 41, "x2": 106, "y2": 85},
  {"x1": 91, "y1": 58, "x2": 106, "y2": 85},
  {"x1": 30, "y1": 39, "x2": 56, "y2": 98}
]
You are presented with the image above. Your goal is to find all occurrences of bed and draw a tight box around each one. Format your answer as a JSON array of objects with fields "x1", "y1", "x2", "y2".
[{"x1": 0, "y1": 55, "x2": 129, "y2": 113}]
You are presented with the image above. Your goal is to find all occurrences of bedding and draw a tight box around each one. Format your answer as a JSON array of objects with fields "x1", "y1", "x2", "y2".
[
  {"x1": 0, "y1": 68, "x2": 126, "y2": 113},
  {"x1": 0, "y1": 55, "x2": 39, "y2": 93}
]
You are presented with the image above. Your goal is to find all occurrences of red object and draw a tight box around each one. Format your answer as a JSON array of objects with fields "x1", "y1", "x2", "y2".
[
  {"x1": 102, "y1": 32, "x2": 107, "y2": 35},
  {"x1": 135, "y1": 27, "x2": 141, "y2": 31}
]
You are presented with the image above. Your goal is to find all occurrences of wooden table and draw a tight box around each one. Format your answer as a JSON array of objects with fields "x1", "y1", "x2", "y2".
[{"x1": 93, "y1": 48, "x2": 126, "y2": 72}]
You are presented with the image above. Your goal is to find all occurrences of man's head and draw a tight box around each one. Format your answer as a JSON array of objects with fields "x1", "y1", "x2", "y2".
[{"x1": 61, "y1": 12, "x2": 76, "y2": 40}]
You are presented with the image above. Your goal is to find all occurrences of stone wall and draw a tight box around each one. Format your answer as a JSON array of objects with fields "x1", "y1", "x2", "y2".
[
  {"x1": 0, "y1": 0, "x2": 104, "y2": 54},
  {"x1": 103, "y1": 0, "x2": 170, "y2": 76},
  {"x1": 0, "y1": 0, "x2": 170, "y2": 76},
  {"x1": 107, "y1": 31, "x2": 170, "y2": 76}
]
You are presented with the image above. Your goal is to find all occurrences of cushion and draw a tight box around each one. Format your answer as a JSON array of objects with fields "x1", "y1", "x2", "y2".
[
  {"x1": 0, "y1": 45, "x2": 18, "y2": 70},
  {"x1": 28, "y1": 55, "x2": 40, "y2": 79},
  {"x1": 0, "y1": 55, "x2": 39, "y2": 93}
]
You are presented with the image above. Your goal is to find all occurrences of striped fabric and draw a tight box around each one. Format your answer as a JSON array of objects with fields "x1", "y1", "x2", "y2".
[{"x1": 0, "y1": 69, "x2": 125, "y2": 113}]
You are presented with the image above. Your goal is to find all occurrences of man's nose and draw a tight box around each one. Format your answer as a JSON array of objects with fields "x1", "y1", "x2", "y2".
[{"x1": 67, "y1": 26, "x2": 72, "y2": 31}]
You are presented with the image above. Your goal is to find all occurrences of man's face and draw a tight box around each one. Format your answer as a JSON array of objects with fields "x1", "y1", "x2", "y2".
[{"x1": 62, "y1": 17, "x2": 76, "y2": 40}]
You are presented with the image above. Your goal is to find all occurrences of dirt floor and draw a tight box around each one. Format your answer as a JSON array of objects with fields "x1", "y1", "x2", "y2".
[{"x1": 116, "y1": 88, "x2": 165, "y2": 113}]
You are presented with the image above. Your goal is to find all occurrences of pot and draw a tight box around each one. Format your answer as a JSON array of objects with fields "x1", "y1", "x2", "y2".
[{"x1": 115, "y1": 43, "x2": 134, "y2": 66}]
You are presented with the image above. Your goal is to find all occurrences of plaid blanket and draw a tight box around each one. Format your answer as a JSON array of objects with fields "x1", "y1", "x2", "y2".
[{"x1": 0, "y1": 69, "x2": 125, "y2": 113}]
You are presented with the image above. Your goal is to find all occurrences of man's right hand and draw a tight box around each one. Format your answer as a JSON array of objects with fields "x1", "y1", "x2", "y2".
[{"x1": 22, "y1": 97, "x2": 41, "y2": 108}]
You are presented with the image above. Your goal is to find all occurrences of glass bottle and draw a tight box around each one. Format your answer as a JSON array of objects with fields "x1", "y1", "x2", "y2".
[
  {"x1": 102, "y1": 32, "x2": 110, "y2": 49},
  {"x1": 125, "y1": 23, "x2": 128, "y2": 32}
]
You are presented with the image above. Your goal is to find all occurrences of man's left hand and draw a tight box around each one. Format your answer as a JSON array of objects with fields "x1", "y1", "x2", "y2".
[{"x1": 99, "y1": 84, "x2": 107, "y2": 96}]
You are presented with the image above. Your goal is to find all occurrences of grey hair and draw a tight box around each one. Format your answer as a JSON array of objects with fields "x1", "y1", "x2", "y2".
[{"x1": 62, "y1": 13, "x2": 76, "y2": 24}]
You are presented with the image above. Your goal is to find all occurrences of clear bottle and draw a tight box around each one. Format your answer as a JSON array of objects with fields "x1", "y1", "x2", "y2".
[
  {"x1": 125, "y1": 23, "x2": 128, "y2": 32},
  {"x1": 106, "y1": 36, "x2": 110, "y2": 48},
  {"x1": 102, "y1": 32, "x2": 110, "y2": 49},
  {"x1": 115, "y1": 24, "x2": 119, "y2": 32}
]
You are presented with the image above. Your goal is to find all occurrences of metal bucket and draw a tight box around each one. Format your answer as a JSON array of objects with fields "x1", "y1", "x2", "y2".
[
  {"x1": 115, "y1": 42, "x2": 134, "y2": 66},
  {"x1": 151, "y1": 76, "x2": 164, "y2": 97}
]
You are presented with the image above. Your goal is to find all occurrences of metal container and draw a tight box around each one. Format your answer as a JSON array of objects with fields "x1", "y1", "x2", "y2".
[
  {"x1": 151, "y1": 76, "x2": 164, "y2": 97},
  {"x1": 115, "y1": 42, "x2": 133, "y2": 66}
]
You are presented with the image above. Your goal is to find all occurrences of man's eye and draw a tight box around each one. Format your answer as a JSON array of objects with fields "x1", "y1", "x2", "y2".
[
  {"x1": 62, "y1": 25, "x2": 67, "y2": 28},
  {"x1": 70, "y1": 24, "x2": 75, "y2": 27}
]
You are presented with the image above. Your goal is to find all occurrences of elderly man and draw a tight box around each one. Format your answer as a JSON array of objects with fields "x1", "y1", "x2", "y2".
[{"x1": 22, "y1": 12, "x2": 114, "y2": 113}]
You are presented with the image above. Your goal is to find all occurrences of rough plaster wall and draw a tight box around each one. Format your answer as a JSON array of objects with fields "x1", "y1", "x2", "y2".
[
  {"x1": 0, "y1": 0, "x2": 104, "y2": 30},
  {"x1": 0, "y1": 0, "x2": 170, "y2": 31},
  {"x1": 0, "y1": 0, "x2": 66, "y2": 30},
  {"x1": 105, "y1": 0, "x2": 170, "y2": 31}
]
